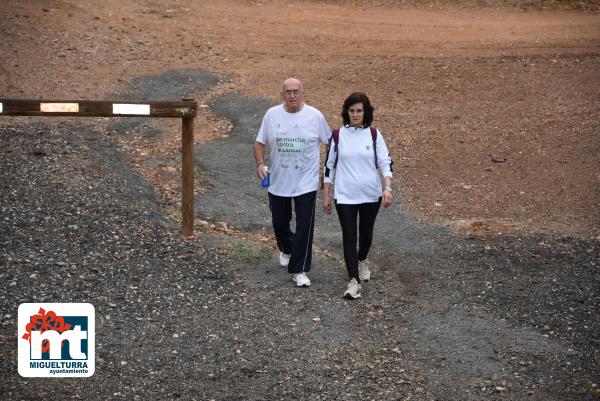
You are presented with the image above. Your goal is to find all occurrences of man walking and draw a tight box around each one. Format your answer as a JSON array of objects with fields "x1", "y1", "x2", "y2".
[{"x1": 254, "y1": 78, "x2": 331, "y2": 287}]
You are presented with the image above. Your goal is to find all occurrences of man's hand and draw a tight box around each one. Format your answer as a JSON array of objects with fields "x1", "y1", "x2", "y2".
[{"x1": 256, "y1": 163, "x2": 267, "y2": 180}]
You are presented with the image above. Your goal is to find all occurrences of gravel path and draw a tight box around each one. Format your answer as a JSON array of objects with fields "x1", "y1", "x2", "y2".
[{"x1": 1, "y1": 70, "x2": 599, "y2": 400}]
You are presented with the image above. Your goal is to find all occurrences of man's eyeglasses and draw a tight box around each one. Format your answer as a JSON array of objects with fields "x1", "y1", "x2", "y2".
[{"x1": 283, "y1": 89, "x2": 302, "y2": 97}]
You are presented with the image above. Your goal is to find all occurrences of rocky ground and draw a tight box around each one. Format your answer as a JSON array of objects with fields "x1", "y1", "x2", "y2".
[
  {"x1": 1, "y1": 0, "x2": 599, "y2": 400},
  {"x1": 0, "y1": 110, "x2": 598, "y2": 400}
]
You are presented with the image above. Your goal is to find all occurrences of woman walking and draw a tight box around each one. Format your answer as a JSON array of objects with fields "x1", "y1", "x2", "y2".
[{"x1": 323, "y1": 92, "x2": 393, "y2": 299}]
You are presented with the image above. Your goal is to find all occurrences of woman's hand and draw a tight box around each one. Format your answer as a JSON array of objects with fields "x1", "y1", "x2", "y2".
[
  {"x1": 323, "y1": 183, "x2": 333, "y2": 214},
  {"x1": 383, "y1": 188, "x2": 393, "y2": 208},
  {"x1": 323, "y1": 192, "x2": 332, "y2": 215}
]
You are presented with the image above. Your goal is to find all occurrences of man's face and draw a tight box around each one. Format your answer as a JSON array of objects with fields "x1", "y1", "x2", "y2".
[{"x1": 281, "y1": 80, "x2": 304, "y2": 112}]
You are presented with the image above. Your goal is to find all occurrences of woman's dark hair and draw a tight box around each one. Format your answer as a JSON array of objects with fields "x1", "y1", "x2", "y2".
[{"x1": 341, "y1": 92, "x2": 374, "y2": 127}]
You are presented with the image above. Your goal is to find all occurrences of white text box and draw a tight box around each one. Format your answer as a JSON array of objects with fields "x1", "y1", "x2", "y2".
[{"x1": 112, "y1": 104, "x2": 150, "y2": 115}]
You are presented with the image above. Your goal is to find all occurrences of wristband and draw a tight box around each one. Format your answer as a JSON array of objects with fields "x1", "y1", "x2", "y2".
[
  {"x1": 256, "y1": 161, "x2": 264, "y2": 168},
  {"x1": 384, "y1": 186, "x2": 392, "y2": 192}
]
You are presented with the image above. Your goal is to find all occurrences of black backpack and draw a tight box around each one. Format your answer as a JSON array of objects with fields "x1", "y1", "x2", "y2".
[{"x1": 323, "y1": 127, "x2": 379, "y2": 185}]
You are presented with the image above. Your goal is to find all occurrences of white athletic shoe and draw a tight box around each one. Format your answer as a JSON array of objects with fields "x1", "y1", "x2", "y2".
[
  {"x1": 279, "y1": 252, "x2": 291, "y2": 267},
  {"x1": 358, "y1": 259, "x2": 371, "y2": 282},
  {"x1": 344, "y1": 278, "x2": 362, "y2": 299},
  {"x1": 292, "y1": 272, "x2": 311, "y2": 287}
]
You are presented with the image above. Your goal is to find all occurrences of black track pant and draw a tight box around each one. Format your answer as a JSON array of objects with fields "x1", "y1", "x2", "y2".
[
  {"x1": 334, "y1": 198, "x2": 381, "y2": 281},
  {"x1": 269, "y1": 191, "x2": 317, "y2": 274}
]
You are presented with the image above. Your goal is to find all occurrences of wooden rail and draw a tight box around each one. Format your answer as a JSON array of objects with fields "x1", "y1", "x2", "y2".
[{"x1": 0, "y1": 98, "x2": 197, "y2": 236}]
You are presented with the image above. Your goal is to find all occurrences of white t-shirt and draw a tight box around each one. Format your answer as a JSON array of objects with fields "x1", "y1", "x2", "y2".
[
  {"x1": 256, "y1": 104, "x2": 331, "y2": 197},
  {"x1": 323, "y1": 126, "x2": 393, "y2": 204}
]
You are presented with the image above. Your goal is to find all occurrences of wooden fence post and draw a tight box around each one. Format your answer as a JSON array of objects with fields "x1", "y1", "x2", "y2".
[{"x1": 181, "y1": 112, "x2": 195, "y2": 237}]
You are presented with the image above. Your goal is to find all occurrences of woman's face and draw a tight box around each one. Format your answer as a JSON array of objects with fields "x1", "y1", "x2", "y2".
[{"x1": 348, "y1": 102, "x2": 364, "y2": 126}]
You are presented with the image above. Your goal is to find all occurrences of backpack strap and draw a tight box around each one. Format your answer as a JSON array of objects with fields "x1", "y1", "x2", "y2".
[
  {"x1": 370, "y1": 127, "x2": 378, "y2": 168},
  {"x1": 332, "y1": 128, "x2": 340, "y2": 169},
  {"x1": 323, "y1": 128, "x2": 340, "y2": 180}
]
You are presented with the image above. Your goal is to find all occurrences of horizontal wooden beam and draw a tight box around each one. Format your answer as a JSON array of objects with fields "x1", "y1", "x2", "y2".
[
  {"x1": 0, "y1": 97, "x2": 198, "y2": 237},
  {"x1": 0, "y1": 99, "x2": 196, "y2": 118}
]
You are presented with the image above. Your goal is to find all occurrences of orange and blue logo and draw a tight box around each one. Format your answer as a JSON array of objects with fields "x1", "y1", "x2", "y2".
[{"x1": 18, "y1": 303, "x2": 95, "y2": 377}]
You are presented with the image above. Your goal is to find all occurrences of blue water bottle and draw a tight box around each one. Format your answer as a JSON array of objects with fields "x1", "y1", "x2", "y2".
[{"x1": 261, "y1": 165, "x2": 270, "y2": 188}]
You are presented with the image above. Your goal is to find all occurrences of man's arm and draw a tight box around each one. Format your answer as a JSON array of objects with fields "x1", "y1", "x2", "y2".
[{"x1": 253, "y1": 141, "x2": 267, "y2": 179}]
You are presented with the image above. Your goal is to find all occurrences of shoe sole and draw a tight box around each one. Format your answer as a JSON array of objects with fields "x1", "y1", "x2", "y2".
[{"x1": 344, "y1": 292, "x2": 361, "y2": 299}]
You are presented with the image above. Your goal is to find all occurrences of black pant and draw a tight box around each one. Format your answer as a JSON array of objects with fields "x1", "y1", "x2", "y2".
[
  {"x1": 268, "y1": 191, "x2": 317, "y2": 274},
  {"x1": 335, "y1": 198, "x2": 381, "y2": 281}
]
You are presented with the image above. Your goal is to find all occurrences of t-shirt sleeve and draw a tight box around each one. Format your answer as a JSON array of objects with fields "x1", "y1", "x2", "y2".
[
  {"x1": 318, "y1": 113, "x2": 331, "y2": 144},
  {"x1": 256, "y1": 112, "x2": 269, "y2": 145}
]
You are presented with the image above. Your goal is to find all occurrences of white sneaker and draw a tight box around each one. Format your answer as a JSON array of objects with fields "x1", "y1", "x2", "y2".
[
  {"x1": 358, "y1": 259, "x2": 371, "y2": 281},
  {"x1": 344, "y1": 278, "x2": 361, "y2": 299},
  {"x1": 292, "y1": 272, "x2": 311, "y2": 287},
  {"x1": 279, "y1": 252, "x2": 291, "y2": 267}
]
